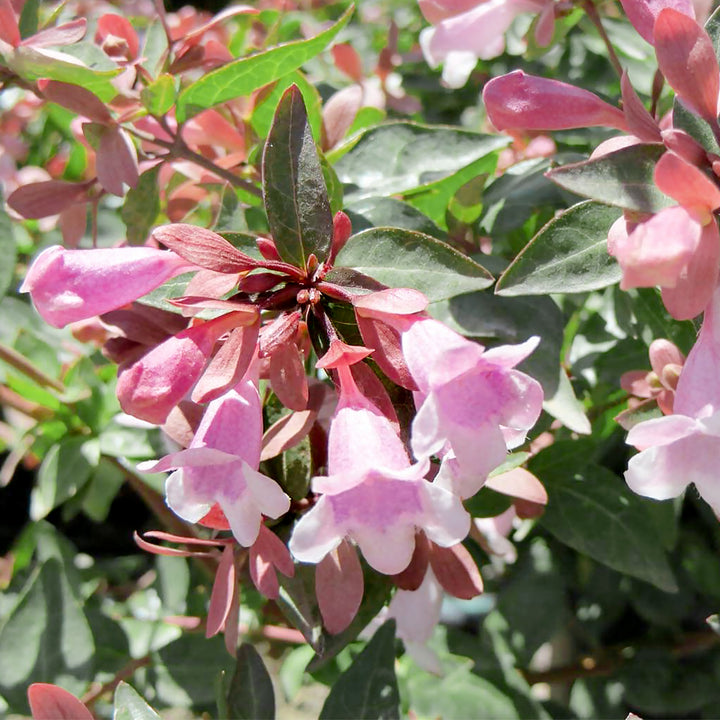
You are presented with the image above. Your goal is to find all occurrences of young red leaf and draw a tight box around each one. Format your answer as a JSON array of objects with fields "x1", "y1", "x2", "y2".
[
  {"x1": 316, "y1": 540, "x2": 364, "y2": 634},
  {"x1": 428, "y1": 542, "x2": 483, "y2": 600},
  {"x1": 28, "y1": 684, "x2": 94, "y2": 720},
  {"x1": 206, "y1": 545, "x2": 236, "y2": 638},
  {"x1": 154, "y1": 223, "x2": 261, "y2": 273}
]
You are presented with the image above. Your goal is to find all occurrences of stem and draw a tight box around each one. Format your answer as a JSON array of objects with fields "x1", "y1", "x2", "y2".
[
  {"x1": 582, "y1": 0, "x2": 624, "y2": 78},
  {"x1": 81, "y1": 654, "x2": 152, "y2": 712},
  {"x1": 0, "y1": 342, "x2": 65, "y2": 392},
  {"x1": 103, "y1": 455, "x2": 217, "y2": 578},
  {"x1": 125, "y1": 126, "x2": 263, "y2": 198}
]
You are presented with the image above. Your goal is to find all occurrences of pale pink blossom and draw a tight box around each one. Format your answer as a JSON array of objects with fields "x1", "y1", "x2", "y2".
[
  {"x1": 139, "y1": 380, "x2": 290, "y2": 546},
  {"x1": 403, "y1": 318, "x2": 543, "y2": 498},
  {"x1": 20, "y1": 245, "x2": 192, "y2": 327},
  {"x1": 289, "y1": 364, "x2": 469, "y2": 575},
  {"x1": 624, "y1": 287, "x2": 720, "y2": 515},
  {"x1": 420, "y1": 0, "x2": 554, "y2": 88}
]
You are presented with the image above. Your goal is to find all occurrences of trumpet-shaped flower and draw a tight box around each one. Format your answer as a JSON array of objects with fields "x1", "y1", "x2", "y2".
[
  {"x1": 20, "y1": 245, "x2": 191, "y2": 327},
  {"x1": 624, "y1": 287, "x2": 720, "y2": 515},
  {"x1": 403, "y1": 318, "x2": 544, "y2": 498},
  {"x1": 139, "y1": 379, "x2": 290, "y2": 546},
  {"x1": 289, "y1": 363, "x2": 470, "y2": 575}
]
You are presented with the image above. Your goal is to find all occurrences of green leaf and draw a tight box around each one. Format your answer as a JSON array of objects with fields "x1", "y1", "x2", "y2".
[
  {"x1": 0, "y1": 202, "x2": 16, "y2": 300},
  {"x1": 334, "y1": 122, "x2": 508, "y2": 202},
  {"x1": 225, "y1": 643, "x2": 276, "y2": 720},
  {"x1": 114, "y1": 682, "x2": 161, "y2": 720},
  {"x1": 250, "y1": 71, "x2": 323, "y2": 143},
  {"x1": 404, "y1": 152, "x2": 499, "y2": 229},
  {"x1": 140, "y1": 74, "x2": 176, "y2": 116},
  {"x1": 546, "y1": 144, "x2": 673, "y2": 213},
  {"x1": 30, "y1": 437, "x2": 100, "y2": 520},
  {"x1": 176, "y1": 6, "x2": 353, "y2": 122},
  {"x1": 0, "y1": 559, "x2": 94, "y2": 709},
  {"x1": 345, "y1": 197, "x2": 447, "y2": 239},
  {"x1": 122, "y1": 166, "x2": 160, "y2": 245},
  {"x1": 496, "y1": 201, "x2": 622, "y2": 296},
  {"x1": 137, "y1": 271, "x2": 194, "y2": 312},
  {"x1": 8, "y1": 46, "x2": 120, "y2": 101},
  {"x1": 334, "y1": 227, "x2": 493, "y2": 301},
  {"x1": 319, "y1": 620, "x2": 399, "y2": 720},
  {"x1": 533, "y1": 462, "x2": 677, "y2": 592},
  {"x1": 18, "y1": 0, "x2": 39, "y2": 39},
  {"x1": 263, "y1": 85, "x2": 333, "y2": 268}
]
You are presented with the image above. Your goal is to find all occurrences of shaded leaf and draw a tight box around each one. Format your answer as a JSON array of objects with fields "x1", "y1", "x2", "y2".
[
  {"x1": 263, "y1": 85, "x2": 333, "y2": 268},
  {"x1": 319, "y1": 620, "x2": 399, "y2": 720},
  {"x1": 496, "y1": 201, "x2": 622, "y2": 296},
  {"x1": 141, "y1": 74, "x2": 176, "y2": 116},
  {"x1": 546, "y1": 143, "x2": 673, "y2": 213},
  {"x1": 335, "y1": 227, "x2": 493, "y2": 302},
  {"x1": 533, "y1": 462, "x2": 677, "y2": 592},
  {"x1": 225, "y1": 643, "x2": 275, "y2": 720},
  {"x1": 122, "y1": 166, "x2": 160, "y2": 245}
]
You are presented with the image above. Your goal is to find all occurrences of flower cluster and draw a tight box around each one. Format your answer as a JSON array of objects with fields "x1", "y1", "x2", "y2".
[{"x1": 21, "y1": 213, "x2": 544, "y2": 640}]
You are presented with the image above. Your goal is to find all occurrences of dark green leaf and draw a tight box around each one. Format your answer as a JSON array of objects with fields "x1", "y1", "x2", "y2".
[
  {"x1": 140, "y1": 74, "x2": 176, "y2": 116},
  {"x1": 496, "y1": 201, "x2": 622, "y2": 296},
  {"x1": 547, "y1": 144, "x2": 673, "y2": 212},
  {"x1": 114, "y1": 682, "x2": 161, "y2": 720},
  {"x1": 176, "y1": 7, "x2": 353, "y2": 122},
  {"x1": 122, "y1": 166, "x2": 160, "y2": 245},
  {"x1": 30, "y1": 437, "x2": 100, "y2": 520},
  {"x1": 334, "y1": 122, "x2": 508, "y2": 203},
  {"x1": 0, "y1": 202, "x2": 17, "y2": 300},
  {"x1": 18, "y1": 0, "x2": 39, "y2": 39},
  {"x1": 226, "y1": 643, "x2": 276, "y2": 720},
  {"x1": 345, "y1": 197, "x2": 447, "y2": 239},
  {"x1": 335, "y1": 227, "x2": 493, "y2": 301},
  {"x1": 535, "y1": 462, "x2": 677, "y2": 591},
  {"x1": 251, "y1": 71, "x2": 323, "y2": 143},
  {"x1": 481, "y1": 157, "x2": 572, "y2": 235},
  {"x1": 137, "y1": 272, "x2": 194, "y2": 312},
  {"x1": 319, "y1": 620, "x2": 399, "y2": 720},
  {"x1": 263, "y1": 85, "x2": 333, "y2": 268}
]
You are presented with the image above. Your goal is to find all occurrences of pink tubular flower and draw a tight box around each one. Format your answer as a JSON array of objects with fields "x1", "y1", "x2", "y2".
[
  {"x1": 483, "y1": 71, "x2": 629, "y2": 133},
  {"x1": 405, "y1": 319, "x2": 543, "y2": 498},
  {"x1": 20, "y1": 245, "x2": 192, "y2": 327},
  {"x1": 289, "y1": 363, "x2": 469, "y2": 575},
  {"x1": 609, "y1": 151, "x2": 720, "y2": 320},
  {"x1": 419, "y1": 0, "x2": 554, "y2": 88},
  {"x1": 624, "y1": 287, "x2": 720, "y2": 515},
  {"x1": 138, "y1": 379, "x2": 290, "y2": 546}
]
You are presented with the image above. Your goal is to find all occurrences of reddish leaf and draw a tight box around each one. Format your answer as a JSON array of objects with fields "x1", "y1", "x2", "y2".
[
  {"x1": 8, "y1": 180, "x2": 92, "y2": 219},
  {"x1": 620, "y1": 72, "x2": 661, "y2": 142},
  {"x1": 206, "y1": 545, "x2": 236, "y2": 638},
  {"x1": 96, "y1": 13, "x2": 139, "y2": 59},
  {"x1": 429, "y1": 543, "x2": 483, "y2": 600},
  {"x1": 97, "y1": 126, "x2": 139, "y2": 196},
  {"x1": 323, "y1": 85, "x2": 363, "y2": 150},
  {"x1": 654, "y1": 9, "x2": 720, "y2": 125},
  {"x1": 316, "y1": 541, "x2": 364, "y2": 634},
  {"x1": 270, "y1": 342, "x2": 309, "y2": 411},
  {"x1": 485, "y1": 467, "x2": 548, "y2": 505},
  {"x1": 23, "y1": 18, "x2": 86, "y2": 48},
  {"x1": 28, "y1": 684, "x2": 93, "y2": 720},
  {"x1": 192, "y1": 320, "x2": 260, "y2": 403},
  {"x1": 392, "y1": 533, "x2": 430, "y2": 591},
  {"x1": 39, "y1": 79, "x2": 112, "y2": 124},
  {"x1": 331, "y1": 43, "x2": 364, "y2": 82},
  {"x1": 153, "y1": 223, "x2": 261, "y2": 273}
]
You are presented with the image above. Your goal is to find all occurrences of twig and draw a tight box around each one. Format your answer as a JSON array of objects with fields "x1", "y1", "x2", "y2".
[
  {"x1": 0, "y1": 342, "x2": 65, "y2": 392},
  {"x1": 80, "y1": 654, "x2": 152, "y2": 711},
  {"x1": 582, "y1": 0, "x2": 624, "y2": 79}
]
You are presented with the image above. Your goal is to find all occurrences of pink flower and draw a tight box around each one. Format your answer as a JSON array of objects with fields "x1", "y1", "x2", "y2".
[
  {"x1": 608, "y1": 151, "x2": 720, "y2": 320},
  {"x1": 20, "y1": 245, "x2": 192, "y2": 327},
  {"x1": 624, "y1": 287, "x2": 720, "y2": 515},
  {"x1": 420, "y1": 0, "x2": 554, "y2": 88},
  {"x1": 289, "y1": 363, "x2": 469, "y2": 575},
  {"x1": 139, "y1": 379, "x2": 290, "y2": 546},
  {"x1": 402, "y1": 318, "x2": 544, "y2": 498}
]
